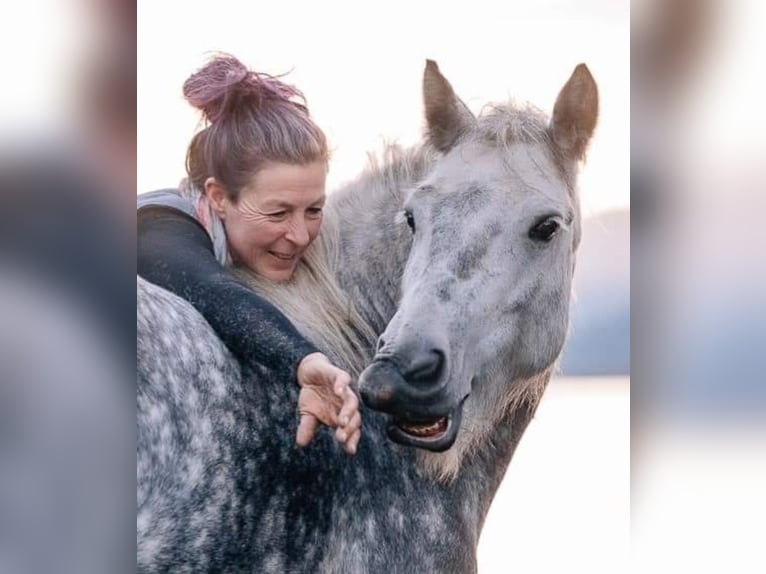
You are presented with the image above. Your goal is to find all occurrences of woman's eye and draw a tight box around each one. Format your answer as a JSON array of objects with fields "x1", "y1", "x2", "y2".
[
  {"x1": 307, "y1": 207, "x2": 324, "y2": 218},
  {"x1": 528, "y1": 218, "x2": 560, "y2": 242},
  {"x1": 268, "y1": 211, "x2": 288, "y2": 220},
  {"x1": 404, "y1": 210, "x2": 415, "y2": 233}
]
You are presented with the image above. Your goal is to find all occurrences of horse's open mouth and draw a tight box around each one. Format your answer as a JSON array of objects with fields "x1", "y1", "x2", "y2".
[
  {"x1": 397, "y1": 417, "x2": 448, "y2": 438},
  {"x1": 386, "y1": 400, "x2": 465, "y2": 452}
]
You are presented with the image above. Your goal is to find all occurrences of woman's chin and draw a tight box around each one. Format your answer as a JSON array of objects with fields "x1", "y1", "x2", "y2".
[
  {"x1": 258, "y1": 264, "x2": 297, "y2": 283},
  {"x1": 246, "y1": 251, "x2": 303, "y2": 282}
]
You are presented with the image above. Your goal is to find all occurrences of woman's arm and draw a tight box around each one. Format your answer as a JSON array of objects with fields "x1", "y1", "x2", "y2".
[
  {"x1": 138, "y1": 204, "x2": 362, "y2": 454},
  {"x1": 137, "y1": 205, "x2": 319, "y2": 376}
]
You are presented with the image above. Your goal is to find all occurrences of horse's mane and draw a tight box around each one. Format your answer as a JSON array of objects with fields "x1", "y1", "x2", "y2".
[
  {"x1": 361, "y1": 141, "x2": 438, "y2": 198},
  {"x1": 233, "y1": 239, "x2": 376, "y2": 378}
]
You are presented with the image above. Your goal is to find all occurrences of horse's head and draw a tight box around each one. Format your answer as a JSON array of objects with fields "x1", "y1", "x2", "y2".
[{"x1": 359, "y1": 61, "x2": 598, "y2": 457}]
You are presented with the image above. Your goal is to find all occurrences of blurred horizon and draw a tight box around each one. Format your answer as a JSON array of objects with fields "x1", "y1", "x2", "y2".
[{"x1": 562, "y1": 207, "x2": 630, "y2": 376}]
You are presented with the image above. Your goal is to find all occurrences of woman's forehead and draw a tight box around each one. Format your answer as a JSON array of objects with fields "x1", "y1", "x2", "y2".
[
  {"x1": 245, "y1": 161, "x2": 327, "y2": 203},
  {"x1": 255, "y1": 161, "x2": 326, "y2": 186}
]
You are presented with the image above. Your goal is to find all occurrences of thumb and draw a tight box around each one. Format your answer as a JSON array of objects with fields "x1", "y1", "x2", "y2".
[{"x1": 296, "y1": 413, "x2": 320, "y2": 447}]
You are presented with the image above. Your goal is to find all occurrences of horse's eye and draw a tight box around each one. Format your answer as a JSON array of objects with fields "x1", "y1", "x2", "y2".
[
  {"x1": 404, "y1": 210, "x2": 416, "y2": 233},
  {"x1": 528, "y1": 218, "x2": 559, "y2": 242}
]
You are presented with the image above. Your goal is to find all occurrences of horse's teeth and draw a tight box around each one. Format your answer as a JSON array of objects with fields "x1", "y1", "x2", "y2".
[{"x1": 400, "y1": 417, "x2": 448, "y2": 437}]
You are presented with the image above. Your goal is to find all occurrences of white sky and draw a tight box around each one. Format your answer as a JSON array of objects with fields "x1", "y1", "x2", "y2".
[{"x1": 138, "y1": 0, "x2": 629, "y2": 216}]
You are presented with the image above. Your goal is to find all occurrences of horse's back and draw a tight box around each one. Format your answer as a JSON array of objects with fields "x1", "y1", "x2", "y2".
[
  {"x1": 137, "y1": 276, "x2": 237, "y2": 393},
  {"x1": 137, "y1": 277, "x2": 246, "y2": 571}
]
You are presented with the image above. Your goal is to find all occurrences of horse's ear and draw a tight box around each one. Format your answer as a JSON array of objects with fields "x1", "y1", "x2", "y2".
[
  {"x1": 423, "y1": 60, "x2": 476, "y2": 153},
  {"x1": 550, "y1": 64, "x2": 599, "y2": 161}
]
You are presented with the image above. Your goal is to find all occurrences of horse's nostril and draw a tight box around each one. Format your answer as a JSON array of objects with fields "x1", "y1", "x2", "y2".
[
  {"x1": 404, "y1": 349, "x2": 446, "y2": 386},
  {"x1": 376, "y1": 337, "x2": 386, "y2": 352}
]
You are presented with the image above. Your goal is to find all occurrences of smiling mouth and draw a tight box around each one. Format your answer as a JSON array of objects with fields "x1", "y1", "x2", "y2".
[
  {"x1": 386, "y1": 399, "x2": 466, "y2": 452},
  {"x1": 268, "y1": 251, "x2": 296, "y2": 261}
]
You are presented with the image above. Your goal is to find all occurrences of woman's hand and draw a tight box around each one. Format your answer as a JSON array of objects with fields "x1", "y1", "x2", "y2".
[{"x1": 295, "y1": 352, "x2": 361, "y2": 455}]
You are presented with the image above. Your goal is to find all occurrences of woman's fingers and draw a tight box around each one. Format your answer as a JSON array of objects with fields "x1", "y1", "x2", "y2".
[
  {"x1": 337, "y1": 428, "x2": 361, "y2": 456},
  {"x1": 347, "y1": 429, "x2": 361, "y2": 455},
  {"x1": 333, "y1": 370, "x2": 352, "y2": 397},
  {"x1": 338, "y1": 387, "x2": 358, "y2": 427},
  {"x1": 296, "y1": 413, "x2": 320, "y2": 447},
  {"x1": 344, "y1": 411, "x2": 362, "y2": 435},
  {"x1": 335, "y1": 410, "x2": 362, "y2": 455},
  {"x1": 335, "y1": 411, "x2": 361, "y2": 441}
]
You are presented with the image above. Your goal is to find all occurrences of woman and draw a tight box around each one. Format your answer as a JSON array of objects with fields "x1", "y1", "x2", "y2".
[{"x1": 138, "y1": 54, "x2": 361, "y2": 454}]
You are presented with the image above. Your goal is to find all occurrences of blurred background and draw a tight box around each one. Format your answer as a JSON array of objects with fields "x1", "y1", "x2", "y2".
[
  {"x1": 1, "y1": 1, "x2": 135, "y2": 573},
  {"x1": 632, "y1": 1, "x2": 766, "y2": 572}
]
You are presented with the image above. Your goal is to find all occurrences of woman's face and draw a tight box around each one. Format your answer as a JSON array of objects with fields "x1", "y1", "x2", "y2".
[{"x1": 213, "y1": 161, "x2": 327, "y2": 282}]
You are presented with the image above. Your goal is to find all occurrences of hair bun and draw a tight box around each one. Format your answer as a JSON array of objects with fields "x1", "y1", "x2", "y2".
[{"x1": 182, "y1": 53, "x2": 305, "y2": 124}]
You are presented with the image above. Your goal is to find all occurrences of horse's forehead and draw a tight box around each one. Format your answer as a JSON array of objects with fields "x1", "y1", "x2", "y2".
[
  {"x1": 430, "y1": 141, "x2": 566, "y2": 201},
  {"x1": 418, "y1": 143, "x2": 569, "y2": 228}
]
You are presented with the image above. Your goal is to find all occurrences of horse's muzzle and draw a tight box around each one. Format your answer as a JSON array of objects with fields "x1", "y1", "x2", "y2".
[{"x1": 358, "y1": 357, "x2": 466, "y2": 452}]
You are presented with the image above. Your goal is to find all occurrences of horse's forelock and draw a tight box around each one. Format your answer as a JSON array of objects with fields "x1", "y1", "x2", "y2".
[{"x1": 473, "y1": 103, "x2": 578, "y2": 194}]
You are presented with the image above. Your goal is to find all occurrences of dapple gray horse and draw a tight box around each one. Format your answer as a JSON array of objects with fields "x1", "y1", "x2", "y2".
[{"x1": 137, "y1": 60, "x2": 598, "y2": 573}]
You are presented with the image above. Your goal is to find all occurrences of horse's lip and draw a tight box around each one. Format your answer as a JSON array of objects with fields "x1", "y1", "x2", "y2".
[{"x1": 386, "y1": 397, "x2": 466, "y2": 452}]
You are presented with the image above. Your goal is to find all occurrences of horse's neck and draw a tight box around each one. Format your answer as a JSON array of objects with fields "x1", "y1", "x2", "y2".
[
  {"x1": 325, "y1": 145, "x2": 434, "y2": 332},
  {"x1": 454, "y1": 385, "x2": 546, "y2": 534}
]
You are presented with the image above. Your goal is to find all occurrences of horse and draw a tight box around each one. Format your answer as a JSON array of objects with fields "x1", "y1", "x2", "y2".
[{"x1": 137, "y1": 60, "x2": 598, "y2": 573}]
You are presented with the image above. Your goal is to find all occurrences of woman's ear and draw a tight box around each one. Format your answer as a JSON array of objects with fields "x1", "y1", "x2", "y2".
[{"x1": 204, "y1": 177, "x2": 228, "y2": 219}]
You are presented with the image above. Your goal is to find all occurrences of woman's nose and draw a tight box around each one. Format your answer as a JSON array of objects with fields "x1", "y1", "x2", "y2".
[{"x1": 285, "y1": 217, "x2": 310, "y2": 247}]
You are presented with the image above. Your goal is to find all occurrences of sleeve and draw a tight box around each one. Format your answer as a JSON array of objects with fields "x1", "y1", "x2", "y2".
[
  {"x1": 137, "y1": 188, "x2": 198, "y2": 219},
  {"x1": 137, "y1": 204, "x2": 319, "y2": 378}
]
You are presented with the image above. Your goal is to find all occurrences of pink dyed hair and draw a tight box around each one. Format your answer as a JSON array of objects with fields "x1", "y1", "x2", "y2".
[{"x1": 184, "y1": 54, "x2": 328, "y2": 200}]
